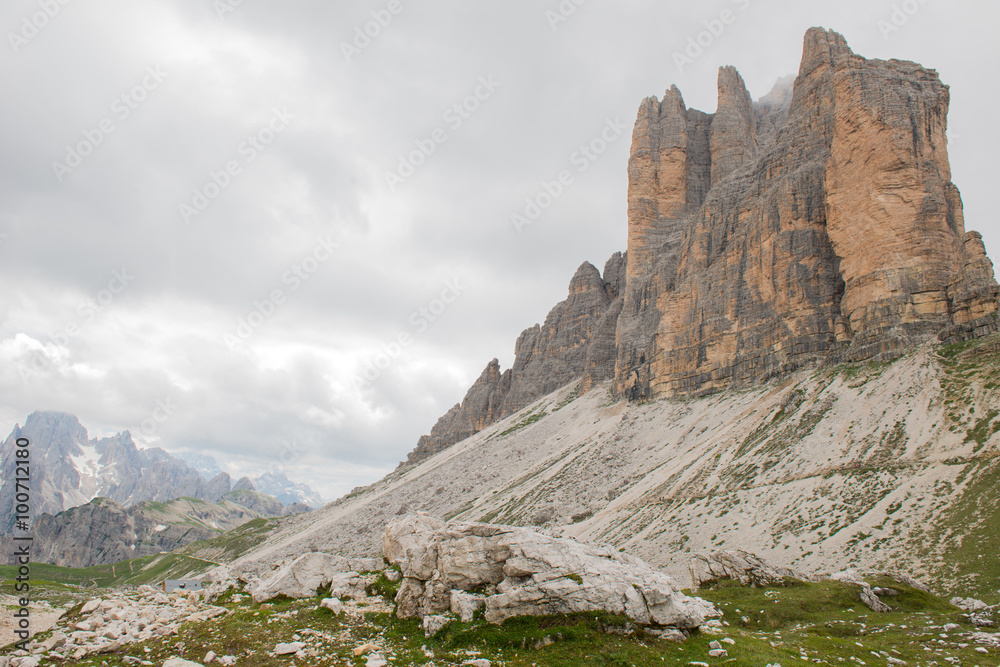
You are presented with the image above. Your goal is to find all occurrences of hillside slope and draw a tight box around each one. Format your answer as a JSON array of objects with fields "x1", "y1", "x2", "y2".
[{"x1": 221, "y1": 334, "x2": 1000, "y2": 600}]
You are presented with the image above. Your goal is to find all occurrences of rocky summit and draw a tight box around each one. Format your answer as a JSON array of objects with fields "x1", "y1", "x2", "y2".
[{"x1": 410, "y1": 27, "x2": 998, "y2": 464}]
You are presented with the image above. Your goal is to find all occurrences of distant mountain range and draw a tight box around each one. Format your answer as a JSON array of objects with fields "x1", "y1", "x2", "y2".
[
  {"x1": 176, "y1": 452, "x2": 325, "y2": 508},
  {"x1": 0, "y1": 411, "x2": 325, "y2": 534},
  {"x1": 26, "y1": 493, "x2": 307, "y2": 568}
]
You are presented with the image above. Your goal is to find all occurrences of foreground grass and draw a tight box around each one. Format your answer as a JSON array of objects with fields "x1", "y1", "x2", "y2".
[{"x1": 7, "y1": 575, "x2": 998, "y2": 666}]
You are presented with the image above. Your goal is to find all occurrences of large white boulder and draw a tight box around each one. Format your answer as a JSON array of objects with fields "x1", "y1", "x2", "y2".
[
  {"x1": 384, "y1": 513, "x2": 447, "y2": 580},
  {"x1": 249, "y1": 552, "x2": 353, "y2": 603},
  {"x1": 384, "y1": 514, "x2": 718, "y2": 629}
]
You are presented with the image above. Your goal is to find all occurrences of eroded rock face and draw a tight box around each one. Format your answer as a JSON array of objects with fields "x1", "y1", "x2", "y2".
[
  {"x1": 405, "y1": 27, "x2": 998, "y2": 463},
  {"x1": 384, "y1": 514, "x2": 717, "y2": 629},
  {"x1": 407, "y1": 260, "x2": 624, "y2": 464},
  {"x1": 616, "y1": 27, "x2": 998, "y2": 400}
]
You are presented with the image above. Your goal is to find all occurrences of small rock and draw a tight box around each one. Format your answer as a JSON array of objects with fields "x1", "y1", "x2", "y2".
[
  {"x1": 709, "y1": 640, "x2": 722, "y2": 650},
  {"x1": 98, "y1": 641, "x2": 123, "y2": 654},
  {"x1": 353, "y1": 644, "x2": 381, "y2": 657},
  {"x1": 708, "y1": 649, "x2": 728, "y2": 658},
  {"x1": 943, "y1": 623, "x2": 961, "y2": 632},
  {"x1": 462, "y1": 660, "x2": 492, "y2": 667},
  {"x1": 976, "y1": 647, "x2": 989, "y2": 654},
  {"x1": 366, "y1": 655, "x2": 387, "y2": 667},
  {"x1": 81, "y1": 599, "x2": 104, "y2": 614},
  {"x1": 422, "y1": 614, "x2": 452, "y2": 638},
  {"x1": 651, "y1": 628, "x2": 687, "y2": 642},
  {"x1": 450, "y1": 590, "x2": 486, "y2": 623},
  {"x1": 274, "y1": 642, "x2": 305, "y2": 656},
  {"x1": 320, "y1": 598, "x2": 343, "y2": 614},
  {"x1": 886, "y1": 658, "x2": 907, "y2": 666},
  {"x1": 385, "y1": 569, "x2": 402, "y2": 582},
  {"x1": 721, "y1": 637, "x2": 735, "y2": 645},
  {"x1": 204, "y1": 651, "x2": 217, "y2": 663},
  {"x1": 162, "y1": 659, "x2": 205, "y2": 667}
]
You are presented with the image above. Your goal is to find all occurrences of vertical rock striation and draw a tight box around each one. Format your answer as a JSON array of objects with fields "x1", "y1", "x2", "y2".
[
  {"x1": 615, "y1": 27, "x2": 998, "y2": 399},
  {"x1": 405, "y1": 27, "x2": 999, "y2": 464}
]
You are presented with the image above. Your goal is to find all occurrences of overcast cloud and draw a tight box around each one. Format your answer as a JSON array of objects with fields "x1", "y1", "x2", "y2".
[{"x1": 2, "y1": 0, "x2": 997, "y2": 500}]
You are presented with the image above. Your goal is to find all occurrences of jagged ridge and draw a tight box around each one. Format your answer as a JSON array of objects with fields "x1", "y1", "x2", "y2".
[{"x1": 408, "y1": 27, "x2": 999, "y2": 464}]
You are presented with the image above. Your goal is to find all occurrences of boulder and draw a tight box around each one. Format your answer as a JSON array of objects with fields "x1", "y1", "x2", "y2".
[
  {"x1": 274, "y1": 642, "x2": 305, "y2": 655},
  {"x1": 320, "y1": 598, "x2": 344, "y2": 614},
  {"x1": 831, "y1": 570, "x2": 890, "y2": 613},
  {"x1": 329, "y1": 572, "x2": 367, "y2": 600},
  {"x1": 422, "y1": 614, "x2": 452, "y2": 637},
  {"x1": 689, "y1": 550, "x2": 810, "y2": 589},
  {"x1": 249, "y1": 552, "x2": 352, "y2": 603},
  {"x1": 383, "y1": 513, "x2": 446, "y2": 580},
  {"x1": 951, "y1": 597, "x2": 989, "y2": 612},
  {"x1": 385, "y1": 514, "x2": 717, "y2": 630},
  {"x1": 451, "y1": 590, "x2": 486, "y2": 622}
]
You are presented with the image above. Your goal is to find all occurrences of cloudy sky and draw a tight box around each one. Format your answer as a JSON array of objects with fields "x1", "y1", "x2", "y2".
[{"x1": 2, "y1": 0, "x2": 998, "y2": 500}]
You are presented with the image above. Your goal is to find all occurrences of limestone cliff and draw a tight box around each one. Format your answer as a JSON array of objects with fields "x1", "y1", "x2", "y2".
[
  {"x1": 407, "y1": 27, "x2": 998, "y2": 463},
  {"x1": 615, "y1": 28, "x2": 998, "y2": 399},
  {"x1": 407, "y1": 258, "x2": 623, "y2": 464}
]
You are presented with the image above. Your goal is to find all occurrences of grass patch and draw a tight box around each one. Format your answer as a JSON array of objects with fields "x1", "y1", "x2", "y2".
[{"x1": 9, "y1": 575, "x2": 999, "y2": 666}]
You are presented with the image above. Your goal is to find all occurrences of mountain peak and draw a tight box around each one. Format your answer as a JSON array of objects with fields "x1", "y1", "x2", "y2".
[{"x1": 406, "y1": 27, "x2": 999, "y2": 465}]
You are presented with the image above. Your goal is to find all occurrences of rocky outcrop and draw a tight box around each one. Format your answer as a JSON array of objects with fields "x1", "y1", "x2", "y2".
[
  {"x1": 407, "y1": 259, "x2": 624, "y2": 464},
  {"x1": 616, "y1": 27, "x2": 998, "y2": 400},
  {"x1": 406, "y1": 28, "x2": 998, "y2": 462},
  {"x1": 831, "y1": 570, "x2": 892, "y2": 613},
  {"x1": 247, "y1": 552, "x2": 379, "y2": 603},
  {"x1": 384, "y1": 514, "x2": 717, "y2": 629},
  {"x1": 689, "y1": 550, "x2": 811, "y2": 590}
]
